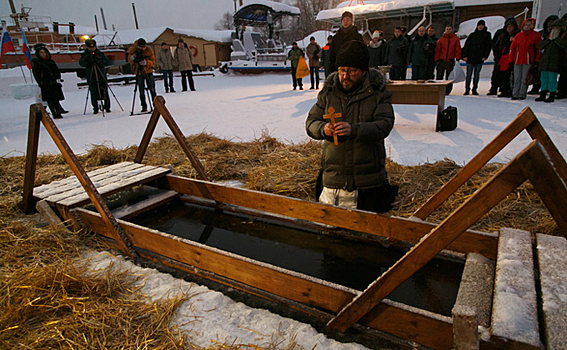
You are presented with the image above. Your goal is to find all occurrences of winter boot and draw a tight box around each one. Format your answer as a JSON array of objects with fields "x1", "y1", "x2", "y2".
[
  {"x1": 535, "y1": 91, "x2": 547, "y2": 102},
  {"x1": 544, "y1": 92, "x2": 555, "y2": 103}
]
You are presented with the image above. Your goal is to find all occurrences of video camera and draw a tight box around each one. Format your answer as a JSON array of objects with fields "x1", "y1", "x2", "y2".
[{"x1": 131, "y1": 49, "x2": 146, "y2": 64}]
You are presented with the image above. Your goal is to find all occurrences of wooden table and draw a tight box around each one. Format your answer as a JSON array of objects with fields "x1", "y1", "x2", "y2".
[{"x1": 386, "y1": 80, "x2": 453, "y2": 131}]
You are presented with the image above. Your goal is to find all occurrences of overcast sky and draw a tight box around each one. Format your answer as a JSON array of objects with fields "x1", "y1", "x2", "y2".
[{"x1": 1, "y1": 0, "x2": 236, "y2": 31}]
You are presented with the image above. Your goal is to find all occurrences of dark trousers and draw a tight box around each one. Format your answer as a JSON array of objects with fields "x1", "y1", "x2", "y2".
[
  {"x1": 180, "y1": 70, "x2": 195, "y2": 91},
  {"x1": 291, "y1": 66, "x2": 303, "y2": 88},
  {"x1": 136, "y1": 73, "x2": 156, "y2": 110},
  {"x1": 89, "y1": 82, "x2": 110, "y2": 111},
  {"x1": 162, "y1": 70, "x2": 174, "y2": 91},
  {"x1": 310, "y1": 66, "x2": 320, "y2": 88},
  {"x1": 411, "y1": 64, "x2": 427, "y2": 80},
  {"x1": 489, "y1": 59, "x2": 499, "y2": 93},
  {"x1": 436, "y1": 60, "x2": 455, "y2": 94},
  {"x1": 494, "y1": 68, "x2": 513, "y2": 95},
  {"x1": 425, "y1": 59, "x2": 436, "y2": 80},
  {"x1": 465, "y1": 63, "x2": 483, "y2": 92},
  {"x1": 390, "y1": 66, "x2": 406, "y2": 80}
]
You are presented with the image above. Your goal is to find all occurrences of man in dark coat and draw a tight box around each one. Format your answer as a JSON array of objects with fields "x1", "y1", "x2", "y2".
[
  {"x1": 31, "y1": 44, "x2": 68, "y2": 119},
  {"x1": 492, "y1": 17, "x2": 519, "y2": 97},
  {"x1": 425, "y1": 26, "x2": 438, "y2": 80},
  {"x1": 320, "y1": 35, "x2": 333, "y2": 78},
  {"x1": 79, "y1": 39, "x2": 111, "y2": 114},
  {"x1": 386, "y1": 27, "x2": 409, "y2": 80},
  {"x1": 329, "y1": 11, "x2": 363, "y2": 72},
  {"x1": 306, "y1": 40, "x2": 397, "y2": 213},
  {"x1": 462, "y1": 20, "x2": 492, "y2": 95},
  {"x1": 408, "y1": 26, "x2": 432, "y2": 80}
]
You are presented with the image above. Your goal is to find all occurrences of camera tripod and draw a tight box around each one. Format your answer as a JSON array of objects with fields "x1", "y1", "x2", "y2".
[
  {"x1": 130, "y1": 66, "x2": 156, "y2": 115},
  {"x1": 83, "y1": 63, "x2": 124, "y2": 117}
]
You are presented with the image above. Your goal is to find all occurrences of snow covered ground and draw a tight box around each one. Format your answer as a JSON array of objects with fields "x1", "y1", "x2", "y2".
[
  {"x1": 2, "y1": 67, "x2": 567, "y2": 349},
  {"x1": 1, "y1": 67, "x2": 566, "y2": 166}
]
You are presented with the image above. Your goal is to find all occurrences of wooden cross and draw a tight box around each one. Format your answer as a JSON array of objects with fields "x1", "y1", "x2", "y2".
[{"x1": 323, "y1": 107, "x2": 342, "y2": 145}]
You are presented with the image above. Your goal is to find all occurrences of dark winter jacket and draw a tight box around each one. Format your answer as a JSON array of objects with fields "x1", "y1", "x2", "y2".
[
  {"x1": 408, "y1": 34, "x2": 432, "y2": 66},
  {"x1": 287, "y1": 47, "x2": 304, "y2": 68},
  {"x1": 495, "y1": 18, "x2": 520, "y2": 71},
  {"x1": 425, "y1": 34, "x2": 438, "y2": 63},
  {"x1": 538, "y1": 19, "x2": 567, "y2": 73},
  {"x1": 462, "y1": 26, "x2": 492, "y2": 64},
  {"x1": 386, "y1": 35, "x2": 409, "y2": 67},
  {"x1": 329, "y1": 25, "x2": 364, "y2": 72},
  {"x1": 435, "y1": 32, "x2": 461, "y2": 61},
  {"x1": 367, "y1": 39, "x2": 388, "y2": 67},
  {"x1": 321, "y1": 43, "x2": 332, "y2": 75},
  {"x1": 306, "y1": 69, "x2": 394, "y2": 191},
  {"x1": 509, "y1": 18, "x2": 541, "y2": 65},
  {"x1": 31, "y1": 47, "x2": 64, "y2": 102},
  {"x1": 79, "y1": 48, "x2": 110, "y2": 84}
]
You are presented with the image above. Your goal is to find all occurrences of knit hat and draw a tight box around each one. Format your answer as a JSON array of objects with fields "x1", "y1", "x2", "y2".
[
  {"x1": 372, "y1": 31, "x2": 381, "y2": 39},
  {"x1": 137, "y1": 38, "x2": 147, "y2": 46},
  {"x1": 85, "y1": 39, "x2": 96, "y2": 48},
  {"x1": 335, "y1": 40, "x2": 369, "y2": 71},
  {"x1": 477, "y1": 19, "x2": 486, "y2": 26},
  {"x1": 178, "y1": 38, "x2": 184, "y2": 43},
  {"x1": 342, "y1": 11, "x2": 353, "y2": 19}
]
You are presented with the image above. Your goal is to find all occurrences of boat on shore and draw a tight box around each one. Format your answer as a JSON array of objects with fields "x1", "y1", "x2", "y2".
[{"x1": 0, "y1": 1, "x2": 126, "y2": 74}]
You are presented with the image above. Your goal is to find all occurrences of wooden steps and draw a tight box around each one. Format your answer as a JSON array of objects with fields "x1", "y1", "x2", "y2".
[
  {"x1": 486, "y1": 228, "x2": 540, "y2": 349},
  {"x1": 536, "y1": 234, "x2": 567, "y2": 350},
  {"x1": 33, "y1": 162, "x2": 171, "y2": 208}
]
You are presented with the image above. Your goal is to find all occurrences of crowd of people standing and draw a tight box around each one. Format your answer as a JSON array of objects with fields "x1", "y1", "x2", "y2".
[{"x1": 290, "y1": 11, "x2": 567, "y2": 102}]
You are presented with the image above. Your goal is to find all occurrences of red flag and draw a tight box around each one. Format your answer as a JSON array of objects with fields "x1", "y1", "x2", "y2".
[
  {"x1": 21, "y1": 31, "x2": 32, "y2": 69},
  {"x1": 1, "y1": 29, "x2": 16, "y2": 65}
]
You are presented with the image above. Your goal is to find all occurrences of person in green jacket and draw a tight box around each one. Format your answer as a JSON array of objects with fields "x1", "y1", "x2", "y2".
[
  {"x1": 287, "y1": 42, "x2": 305, "y2": 90},
  {"x1": 79, "y1": 39, "x2": 111, "y2": 114},
  {"x1": 306, "y1": 40, "x2": 397, "y2": 213}
]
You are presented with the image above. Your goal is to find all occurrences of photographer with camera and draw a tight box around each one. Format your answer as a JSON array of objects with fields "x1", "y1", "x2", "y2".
[
  {"x1": 79, "y1": 39, "x2": 111, "y2": 114},
  {"x1": 31, "y1": 43, "x2": 69, "y2": 119},
  {"x1": 128, "y1": 38, "x2": 156, "y2": 113}
]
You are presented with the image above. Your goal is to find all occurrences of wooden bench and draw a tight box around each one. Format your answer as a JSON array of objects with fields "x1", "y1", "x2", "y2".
[{"x1": 386, "y1": 80, "x2": 453, "y2": 131}]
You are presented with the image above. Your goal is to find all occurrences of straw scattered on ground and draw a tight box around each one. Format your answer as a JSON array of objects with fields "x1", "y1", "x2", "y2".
[{"x1": 0, "y1": 131, "x2": 561, "y2": 349}]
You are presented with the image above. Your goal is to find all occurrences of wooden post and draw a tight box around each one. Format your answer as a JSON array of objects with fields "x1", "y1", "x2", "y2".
[
  {"x1": 134, "y1": 107, "x2": 161, "y2": 163},
  {"x1": 412, "y1": 107, "x2": 567, "y2": 220},
  {"x1": 323, "y1": 107, "x2": 342, "y2": 145},
  {"x1": 22, "y1": 104, "x2": 42, "y2": 214},
  {"x1": 28, "y1": 104, "x2": 138, "y2": 259},
  {"x1": 326, "y1": 141, "x2": 543, "y2": 333}
]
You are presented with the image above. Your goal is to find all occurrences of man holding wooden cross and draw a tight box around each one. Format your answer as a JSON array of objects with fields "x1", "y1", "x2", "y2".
[{"x1": 306, "y1": 40, "x2": 397, "y2": 213}]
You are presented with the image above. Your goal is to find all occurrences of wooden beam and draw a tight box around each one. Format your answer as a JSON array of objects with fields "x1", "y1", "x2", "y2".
[
  {"x1": 413, "y1": 107, "x2": 536, "y2": 220},
  {"x1": 165, "y1": 174, "x2": 498, "y2": 259},
  {"x1": 133, "y1": 107, "x2": 161, "y2": 163},
  {"x1": 112, "y1": 189, "x2": 179, "y2": 220},
  {"x1": 524, "y1": 115, "x2": 567, "y2": 182},
  {"x1": 35, "y1": 105, "x2": 138, "y2": 259},
  {"x1": 519, "y1": 142, "x2": 567, "y2": 236},
  {"x1": 326, "y1": 141, "x2": 533, "y2": 333},
  {"x1": 22, "y1": 104, "x2": 42, "y2": 214},
  {"x1": 153, "y1": 96, "x2": 210, "y2": 181},
  {"x1": 70, "y1": 207, "x2": 455, "y2": 350}
]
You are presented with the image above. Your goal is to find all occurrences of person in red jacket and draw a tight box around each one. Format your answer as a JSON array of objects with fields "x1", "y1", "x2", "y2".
[
  {"x1": 509, "y1": 18, "x2": 541, "y2": 100},
  {"x1": 434, "y1": 24, "x2": 462, "y2": 94}
]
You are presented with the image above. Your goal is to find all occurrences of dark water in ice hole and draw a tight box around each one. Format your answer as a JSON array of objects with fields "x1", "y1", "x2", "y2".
[{"x1": 129, "y1": 201, "x2": 464, "y2": 316}]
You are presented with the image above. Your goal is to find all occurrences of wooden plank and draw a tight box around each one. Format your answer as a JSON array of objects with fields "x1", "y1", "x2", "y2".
[
  {"x1": 57, "y1": 167, "x2": 170, "y2": 208},
  {"x1": 326, "y1": 143, "x2": 531, "y2": 333},
  {"x1": 112, "y1": 190, "x2": 179, "y2": 220},
  {"x1": 71, "y1": 207, "x2": 454, "y2": 350},
  {"x1": 165, "y1": 175, "x2": 499, "y2": 259},
  {"x1": 518, "y1": 141, "x2": 567, "y2": 236},
  {"x1": 525, "y1": 116, "x2": 567, "y2": 185},
  {"x1": 22, "y1": 104, "x2": 42, "y2": 214},
  {"x1": 35, "y1": 162, "x2": 147, "y2": 200},
  {"x1": 36, "y1": 105, "x2": 137, "y2": 258},
  {"x1": 536, "y1": 233, "x2": 567, "y2": 350},
  {"x1": 489, "y1": 228, "x2": 539, "y2": 350},
  {"x1": 413, "y1": 107, "x2": 536, "y2": 220}
]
